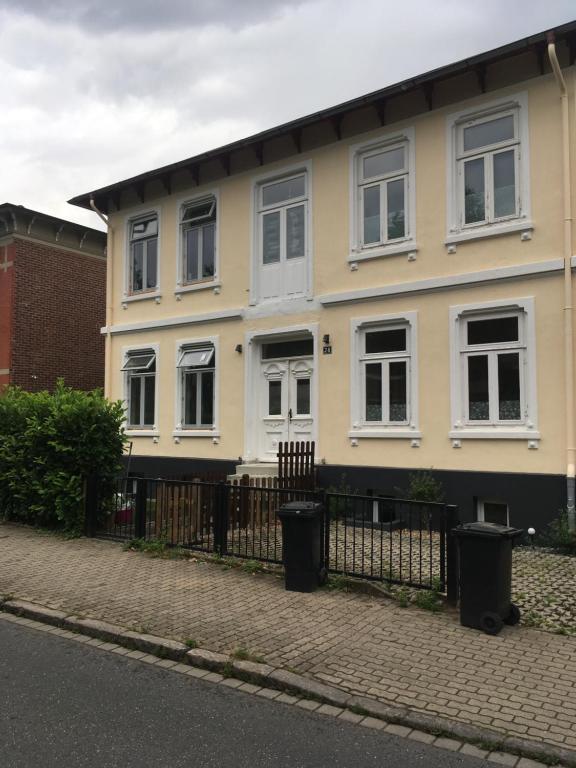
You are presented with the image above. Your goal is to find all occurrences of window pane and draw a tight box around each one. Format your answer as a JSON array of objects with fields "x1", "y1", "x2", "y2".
[
  {"x1": 286, "y1": 205, "x2": 305, "y2": 259},
  {"x1": 146, "y1": 239, "x2": 157, "y2": 289},
  {"x1": 363, "y1": 186, "x2": 380, "y2": 245},
  {"x1": 143, "y1": 376, "x2": 155, "y2": 426},
  {"x1": 185, "y1": 228, "x2": 199, "y2": 281},
  {"x1": 261, "y1": 338, "x2": 313, "y2": 359},
  {"x1": 202, "y1": 223, "x2": 215, "y2": 278},
  {"x1": 365, "y1": 328, "x2": 406, "y2": 354},
  {"x1": 268, "y1": 380, "x2": 282, "y2": 415},
  {"x1": 363, "y1": 147, "x2": 404, "y2": 179},
  {"x1": 389, "y1": 361, "x2": 407, "y2": 422},
  {"x1": 464, "y1": 158, "x2": 485, "y2": 224},
  {"x1": 498, "y1": 353, "x2": 521, "y2": 420},
  {"x1": 262, "y1": 211, "x2": 281, "y2": 264},
  {"x1": 387, "y1": 178, "x2": 405, "y2": 240},
  {"x1": 131, "y1": 242, "x2": 143, "y2": 291},
  {"x1": 467, "y1": 316, "x2": 518, "y2": 345},
  {"x1": 493, "y1": 150, "x2": 516, "y2": 218},
  {"x1": 131, "y1": 217, "x2": 158, "y2": 239},
  {"x1": 182, "y1": 199, "x2": 215, "y2": 222},
  {"x1": 296, "y1": 378, "x2": 310, "y2": 415},
  {"x1": 468, "y1": 355, "x2": 489, "y2": 420},
  {"x1": 365, "y1": 363, "x2": 382, "y2": 422},
  {"x1": 262, "y1": 176, "x2": 305, "y2": 206},
  {"x1": 129, "y1": 376, "x2": 141, "y2": 426},
  {"x1": 184, "y1": 372, "x2": 198, "y2": 425},
  {"x1": 482, "y1": 502, "x2": 509, "y2": 526},
  {"x1": 463, "y1": 115, "x2": 514, "y2": 151},
  {"x1": 122, "y1": 353, "x2": 155, "y2": 371},
  {"x1": 201, "y1": 371, "x2": 214, "y2": 425},
  {"x1": 178, "y1": 347, "x2": 214, "y2": 368}
]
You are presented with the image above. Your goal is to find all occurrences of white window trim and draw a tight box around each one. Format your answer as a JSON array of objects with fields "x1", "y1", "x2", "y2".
[
  {"x1": 477, "y1": 499, "x2": 509, "y2": 526},
  {"x1": 175, "y1": 188, "x2": 220, "y2": 293},
  {"x1": 349, "y1": 312, "x2": 420, "y2": 440},
  {"x1": 122, "y1": 343, "x2": 160, "y2": 437},
  {"x1": 449, "y1": 297, "x2": 539, "y2": 441},
  {"x1": 123, "y1": 207, "x2": 162, "y2": 301},
  {"x1": 173, "y1": 335, "x2": 220, "y2": 438},
  {"x1": 249, "y1": 160, "x2": 313, "y2": 306},
  {"x1": 445, "y1": 93, "x2": 532, "y2": 245},
  {"x1": 349, "y1": 128, "x2": 417, "y2": 263}
]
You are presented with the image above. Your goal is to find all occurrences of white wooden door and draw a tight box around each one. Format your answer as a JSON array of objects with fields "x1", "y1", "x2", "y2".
[{"x1": 259, "y1": 358, "x2": 313, "y2": 460}]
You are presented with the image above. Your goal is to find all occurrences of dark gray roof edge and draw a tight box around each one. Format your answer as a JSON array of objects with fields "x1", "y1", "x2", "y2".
[
  {"x1": 68, "y1": 19, "x2": 576, "y2": 210},
  {"x1": 0, "y1": 202, "x2": 107, "y2": 241}
]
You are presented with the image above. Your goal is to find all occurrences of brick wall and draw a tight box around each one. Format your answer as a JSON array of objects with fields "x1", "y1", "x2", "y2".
[
  {"x1": 11, "y1": 237, "x2": 106, "y2": 392},
  {"x1": 0, "y1": 242, "x2": 15, "y2": 389}
]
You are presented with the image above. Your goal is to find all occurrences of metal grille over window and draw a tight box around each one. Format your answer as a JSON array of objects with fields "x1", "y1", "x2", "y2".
[
  {"x1": 177, "y1": 345, "x2": 215, "y2": 428},
  {"x1": 129, "y1": 216, "x2": 158, "y2": 293},
  {"x1": 181, "y1": 197, "x2": 216, "y2": 284},
  {"x1": 123, "y1": 350, "x2": 156, "y2": 428}
]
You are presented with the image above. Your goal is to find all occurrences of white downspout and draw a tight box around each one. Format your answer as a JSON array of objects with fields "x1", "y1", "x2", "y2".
[
  {"x1": 548, "y1": 33, "x2": 576, "y2": 531},
  {"x1": 90, "y1": 197, "x2": 113, "y2": 400}
]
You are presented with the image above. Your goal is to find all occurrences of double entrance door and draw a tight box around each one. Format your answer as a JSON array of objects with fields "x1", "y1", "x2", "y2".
[{"x1": 259, "y1": 356, "x2": 313, "y2": 461}]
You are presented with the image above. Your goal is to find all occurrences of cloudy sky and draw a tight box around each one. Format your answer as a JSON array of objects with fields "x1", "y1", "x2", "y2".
[{"x1": 1, "y1": 0, "x2": 574, "y2": 231}]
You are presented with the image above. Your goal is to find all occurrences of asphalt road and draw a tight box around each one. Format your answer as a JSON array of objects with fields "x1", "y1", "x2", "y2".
[{"x1": 0, "y1": 618, "x2": 491, "y2": 768}]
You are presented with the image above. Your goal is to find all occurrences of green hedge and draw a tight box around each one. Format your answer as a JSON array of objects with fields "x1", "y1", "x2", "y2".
[{"x1": 0, "y1": 382, "x2": 126, "y2": 534}]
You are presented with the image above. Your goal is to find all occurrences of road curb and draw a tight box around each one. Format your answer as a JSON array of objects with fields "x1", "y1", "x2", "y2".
[{"x1": 1, "y1": 597, "x2": 574, "y2": 767}]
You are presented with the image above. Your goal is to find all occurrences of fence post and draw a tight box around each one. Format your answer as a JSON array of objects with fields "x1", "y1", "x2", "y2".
[
  {"x1": 445, "y1": 504, "x2": 460, "y2": 606},
  {"x1": 84, "y1": 474, "x2": 99, "y2": 537},
  {"x1": 213, "y1": 482, "x2": 229, "y2": 556},
  {"x1": 134, "y1": 478, "x2": 147, "y2": 540},
  {"x1": 316, "y1": 488, "x2": 329, "y2": 572}
]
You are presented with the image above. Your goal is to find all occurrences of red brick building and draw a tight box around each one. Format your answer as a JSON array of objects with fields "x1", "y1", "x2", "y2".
[{"x1": 0, "y1": 203, "x2": 107, "y2": 392}]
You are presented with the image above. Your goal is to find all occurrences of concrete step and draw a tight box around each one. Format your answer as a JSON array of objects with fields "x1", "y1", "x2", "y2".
[{"x1": 233, "y1": 463, "x2": 278, "y2": 478}]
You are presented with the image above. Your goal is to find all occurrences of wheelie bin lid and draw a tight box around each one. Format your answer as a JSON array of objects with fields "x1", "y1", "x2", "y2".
[
  {"x1": 452, "y1": 521, "x2": 523, "y2": 539},
  {"x1": 278, "y1": 501, "x2": 323, "y2": 519}
]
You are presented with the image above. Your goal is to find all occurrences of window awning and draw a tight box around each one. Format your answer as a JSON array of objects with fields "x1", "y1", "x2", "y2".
[
  {"x1": 177, "y1": 347, "x2": 215, "y2": 368},
  {"x1": 121, "y1": 351, "x2": 156, "y2": 371}
]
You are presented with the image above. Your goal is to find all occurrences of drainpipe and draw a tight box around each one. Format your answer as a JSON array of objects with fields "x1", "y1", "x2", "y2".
[
  {"x1": 548, "y1": 33, "x2": 575, "y2": 531},
  {"x1": 90, "y1": 197, "x2": 113, "y2": 400}
]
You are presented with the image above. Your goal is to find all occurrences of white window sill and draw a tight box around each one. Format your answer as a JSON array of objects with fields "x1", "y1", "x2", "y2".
[
  {"x1": 348, "y1": 428, "x2": 422, "y2": 439},
  {"x1": 172, "y1": 429, "x2": 221, "y2": 438},
  {"x1": 174, "y1": 281, "x2": 221, "y2": 296},
  {"x1": 449, "y1": 428, "x2": 540, "y2": 440},
  {"x1": 122, "y1": 291, "x2": 162, "y2": 304},
  {"x1": 445, "y1": 220, "x2": 533, "y2": 246},
  {"x1": 125, "y1": 429, "x2": 159, "y2": 438},
  {"x1": 348, "y1": 241, "x2": 418, "y2": 263}
]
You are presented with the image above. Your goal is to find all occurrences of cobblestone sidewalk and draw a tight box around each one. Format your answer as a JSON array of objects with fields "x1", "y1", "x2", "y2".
[{"x1": 1, "y1": 523, "x2": 575, "y2": 752}]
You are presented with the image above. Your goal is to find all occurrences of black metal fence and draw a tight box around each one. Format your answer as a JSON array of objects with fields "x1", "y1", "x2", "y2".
[{"x1": 86, "y1": 475, "x2": 458, "y2": 599}]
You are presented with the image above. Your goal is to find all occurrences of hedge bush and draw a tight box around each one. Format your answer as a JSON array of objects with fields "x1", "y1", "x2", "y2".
[{"x1": 0, "y1": 381, "x2": 126, "y2": 534}]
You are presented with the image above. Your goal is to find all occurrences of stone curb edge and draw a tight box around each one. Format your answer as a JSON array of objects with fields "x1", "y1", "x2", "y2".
[{"x1": 1, "y1": 597, "x2": 574, "y2": 768}]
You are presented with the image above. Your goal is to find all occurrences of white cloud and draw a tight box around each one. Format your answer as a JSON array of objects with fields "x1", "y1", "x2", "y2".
[{"x1": 0, "y1": 0, "x2": 574, "y2": 228}]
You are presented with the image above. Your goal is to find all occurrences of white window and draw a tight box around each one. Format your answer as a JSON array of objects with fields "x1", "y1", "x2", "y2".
[
  {"x1": 180, "y1": 196, "x2": 216, "y2": 285},
  {"x1": 350, "y1": 129, "x2": 416, "y2": 261},
  {"x1": 449, "y1": 299, "x2": 538, "y2": 441},
  {"x1": 477, "y1": 499, "x2": 509, "y2": 526},
  {"x1": 128, "y1": 214, "x2": 158, "y2": 294},
  {"x1": 122, "y1": 349, "x2": 157, "y2": 428},
  {"x1": 350, "y1": 313, "x2": 420, "y2": 440},
  {"x1": 447, "y1": 94, "x2": 531, "y2": 243},
  {"x1": 176, "y1": 342, "x2": 216, "y2": 430},
  {"x1": 253, "y1": 166, "x2": 310, "y2": 302}
]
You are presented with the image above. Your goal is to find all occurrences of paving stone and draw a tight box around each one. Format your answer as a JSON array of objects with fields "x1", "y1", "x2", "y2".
[
  {"x1": 295, "y1": 700, "x2": 320, "y2": 712},
  {"x1": 316, "y1": 704, "x2": 343, "y2": 717},
  {"x1": 275, "y1": 693, "x2": 299, "y2": 705},
  {"x1": 487, "y1": 752, "x2": 519, "y2": 766},
  {"x1": 255, "y1": 688, "x2": 280, "y2": 700},
  {"x1": 516, "y1": 759, "x2": 547, "y2": 768},
  {"x1": 359, "y1": 717, "x2": 385, "y2": 731},
  {"x1": 384, "y1": 724, "x2": 412, "y2": 738},
  {"x1": 338, "y1": 710, "x2": 364, "y2": 725},
  {"x1": 220, "y1": 678, "x2": 243, "y2": 689},
  {"x1": 407, "y1": 730, "x2": 435, "y2": 745},
  {"x1": 460, "y1": 744, "x2": 489, "y2": 759},
  {"x1": 433, "y1": 737, "x2": 463, "y2": 752}
]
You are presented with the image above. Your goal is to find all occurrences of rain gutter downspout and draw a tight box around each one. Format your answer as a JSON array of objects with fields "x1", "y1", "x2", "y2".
[
  {"x1": 90, "y1": 197, "x2": 113, "y2": 400},
  {"x1": 548, "y1": 32, "x2": 576, "y2": 531}
]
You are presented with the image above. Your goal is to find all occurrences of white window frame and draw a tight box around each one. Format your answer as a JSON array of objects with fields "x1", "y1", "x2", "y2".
[
  {"x1": 349, "y1": 128, "x2": 416, "y2": 263},
  {"x1": 350, "y1": 312, "x2": 420, "y2": 440},
  {"x1": 122, "y1": 343, "x2": 160, "y2": 437},
  {"x1": 449, "y1": 297, "x2": 539, "y2": 441},
  {"x1": 173, "y1": 335, "x2": 220, "y2": 438},
  {"x1": 175, "y1": 189, "x2": 221, "y2": 296},
  {"x1": 123, "y1": 207, "x2": 161, "y2": 303},
  {"x1": 477, "y1": 499, "x2": 509, "y2": 526},
  {"x1": 250, "y1": 161, "x2": 313, "y2": 306},
  {"x1": 446, "y1": 93, "x2": 531, "y2": 245}
]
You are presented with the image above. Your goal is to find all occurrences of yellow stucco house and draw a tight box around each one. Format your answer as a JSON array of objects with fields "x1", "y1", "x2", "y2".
[{"x1": 70, "y1": 22, "x2": 576, "y2": 530}]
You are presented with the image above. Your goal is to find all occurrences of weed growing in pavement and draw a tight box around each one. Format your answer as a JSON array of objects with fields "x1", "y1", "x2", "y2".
[
  {"x1": 123, "y1": 538, "x2": 187, "y2": 559},
  {"x1": 222, "y1": 661, "x2": 234, "y2": 678},
  {"x1": 522, "y1": 610, "x2": 544, "y2": 628},
  {"x1": 393, "y1": 587, "x2": 410, "y2": 608},
  {"x1": 184, "y1": 638, "x2": 198, "y2": 649},
  {"x1": 413, "y1": 590, "x2": 443, "y2": 612},
  {"x1": 323, "y1": 574, "x2": 350, "y2": 591},
  {"x1": 240, "y1": 559, "x2": 266, "y2": 575},
  {"x1": 231, "y1": 647, "x2": 265, "y2": 663}
]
